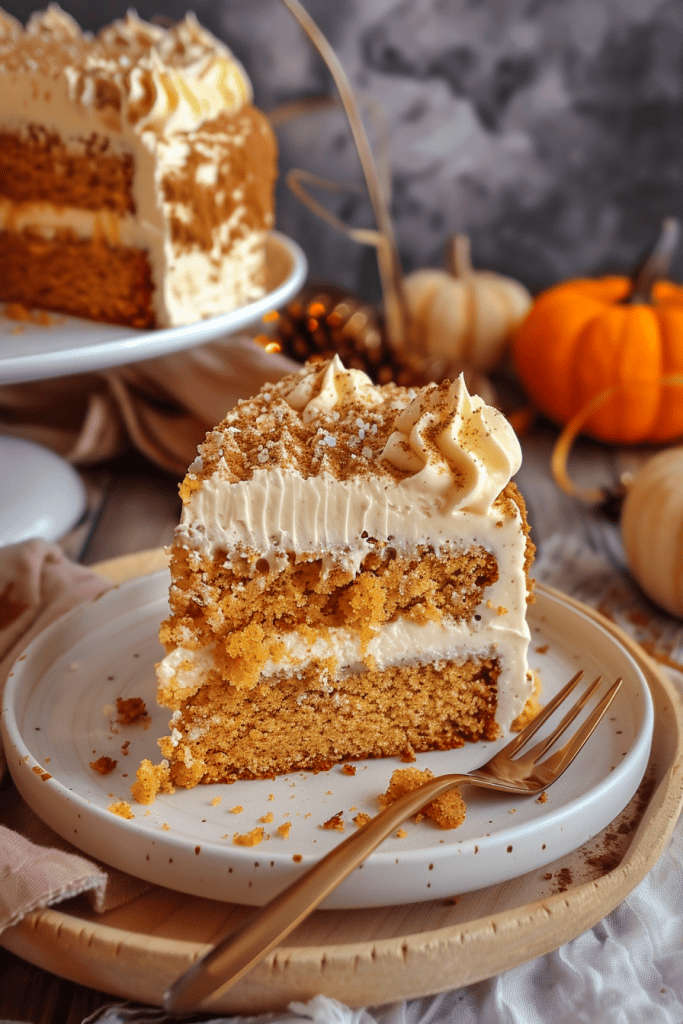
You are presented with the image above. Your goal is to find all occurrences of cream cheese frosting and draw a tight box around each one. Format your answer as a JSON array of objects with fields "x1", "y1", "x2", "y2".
[
  {"x1": 281, "y1": 355, "x2": 522, "y2": 513},
  {"x1": 381, "y1": 374, "x2": 522, "y2": 514},
  {"x1": 1, "y1": 6, "x2": 252, "y2": 137},
  {"x1": 178, "y1": 359, "x2": 525, "y2": 570}
]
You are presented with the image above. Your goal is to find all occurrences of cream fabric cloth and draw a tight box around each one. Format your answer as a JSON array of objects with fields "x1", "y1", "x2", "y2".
[
  {"x1": 0, "y1": 336, "x2": 299, "y2": 475},
  {"x1": 0, "y1": 539, "x2": 150, "y2": 929}
]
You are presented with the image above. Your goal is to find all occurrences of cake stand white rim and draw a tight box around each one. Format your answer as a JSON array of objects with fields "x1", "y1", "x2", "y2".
[{"x1": 0, "y1": 231, "x2": 307, "y2": 386}]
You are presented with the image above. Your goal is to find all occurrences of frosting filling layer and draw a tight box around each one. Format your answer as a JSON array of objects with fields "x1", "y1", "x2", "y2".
[{"x1": 159, "y1": 609, "x2": 529, "y2": 730}]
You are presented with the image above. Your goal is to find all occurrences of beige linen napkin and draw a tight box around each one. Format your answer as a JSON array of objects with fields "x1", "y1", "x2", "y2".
[
  {"x1": 0, "y1": 335, "x2": 299, "y2": 475},
  {"x1": 0, "y1": 539, "x2": 150, "y2": 931}
]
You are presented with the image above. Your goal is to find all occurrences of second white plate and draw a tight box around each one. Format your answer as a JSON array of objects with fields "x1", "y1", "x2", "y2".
[{"x1": 1, "y1": 573, "x2": 653, "y2": 909}]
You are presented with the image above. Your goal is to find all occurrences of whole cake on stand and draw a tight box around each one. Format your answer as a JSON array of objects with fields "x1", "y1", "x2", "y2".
[
  {"x1": 0, "y1": 5, "x2": 277, "y2": 328},
  {"x1": 0, "y1": 4, "x2": 291, "y2": 546}
]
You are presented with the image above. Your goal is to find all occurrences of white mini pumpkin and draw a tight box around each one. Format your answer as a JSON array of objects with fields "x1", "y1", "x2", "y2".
[
  {"x1": 621, "y1": 447, "x2": 683, "y2": 618},
  {"x1": 403, "y1": 234, "x2": 532, "y2": 373}
]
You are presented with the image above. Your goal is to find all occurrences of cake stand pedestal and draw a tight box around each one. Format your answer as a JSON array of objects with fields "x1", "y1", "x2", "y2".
[{"x1": 0, "y1": 231, "x2": 307, "y2": 547}]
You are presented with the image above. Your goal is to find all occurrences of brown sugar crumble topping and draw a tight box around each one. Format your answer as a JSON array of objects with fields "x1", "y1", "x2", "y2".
[
  {"x1": 116, "y1": 696, "x2": 149, "y2": 725},
  {"x1": 90, "y1": 755, "x2": 117, "y2": 775},
  {"x1": 179, "y1": 358, "x2": 420, "y2": 501}
]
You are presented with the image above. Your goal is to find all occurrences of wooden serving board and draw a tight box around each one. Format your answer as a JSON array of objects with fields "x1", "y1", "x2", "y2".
[{"x1": 1, "y1": 550, "x2": 682, "y2": 1013}]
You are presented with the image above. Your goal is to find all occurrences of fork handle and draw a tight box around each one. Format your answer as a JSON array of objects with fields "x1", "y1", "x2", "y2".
[{"x1": 163, "y1": 771, "x2": 483, "y2": 1011}]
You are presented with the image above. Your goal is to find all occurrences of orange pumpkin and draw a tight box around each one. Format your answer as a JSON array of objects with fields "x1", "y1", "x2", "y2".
[{"x1": 513, "y1": 221, "x2": 683, "y2": 444}]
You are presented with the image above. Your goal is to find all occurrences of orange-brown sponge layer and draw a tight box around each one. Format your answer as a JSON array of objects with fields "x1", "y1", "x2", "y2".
[
  {"x1": 0, "y1": 129, "x2": 135, "y2": 212},
  {"x1": 152, "y1": 656, "x2": 500, "y2": 789},
  {"x1": 0, "y1": 228, "x2": 155, "y2": 327}
]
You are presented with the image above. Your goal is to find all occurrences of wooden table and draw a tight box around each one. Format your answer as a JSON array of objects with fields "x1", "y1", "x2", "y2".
[{"x1": 0, "y1": 421, "x2": 661, "y2": 1021}]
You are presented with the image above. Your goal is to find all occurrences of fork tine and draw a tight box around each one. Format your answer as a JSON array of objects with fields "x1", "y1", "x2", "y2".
[
  {"x1": 523, "y1": 674, "x2": 604, "y2": 764},
  {"x1": 536, "y1": 677, "x2": 623, "y2": 778},
  {"x1": 500, "y1": 669, "x2": 586, "y2": 758}
]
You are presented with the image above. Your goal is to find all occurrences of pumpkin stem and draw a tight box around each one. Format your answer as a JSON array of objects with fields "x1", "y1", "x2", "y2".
[
  {"x1": 448, "y1": 234, "x2": 473, "y2": 279},
  {"x1": 626, "y1": 217, "x2": 681, "y2": 304}
]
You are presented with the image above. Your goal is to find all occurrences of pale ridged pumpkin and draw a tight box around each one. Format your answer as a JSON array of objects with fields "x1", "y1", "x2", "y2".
[
  {"x1": 621, "y1": 447, "x2": 683, "y2": 618},
  {"x1": 404, "y1": 235, "x2": 532, "y2": 374},
  {"x1": 513, "y1": 219, "x2": 683, "y2": 444}
]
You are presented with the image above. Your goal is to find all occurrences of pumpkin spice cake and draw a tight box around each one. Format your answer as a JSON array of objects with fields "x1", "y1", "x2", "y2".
[
  {"x1": 132, "y1": 357, "x2": 535, "y2": 803},
  {"x1": 0, "y1": 5, "x2": 276, "y2": 328}
]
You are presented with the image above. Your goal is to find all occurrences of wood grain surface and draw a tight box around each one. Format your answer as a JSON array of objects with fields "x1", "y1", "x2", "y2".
[{"x1": 1, "y1": 550, "x2": 681, "y2": 1014}]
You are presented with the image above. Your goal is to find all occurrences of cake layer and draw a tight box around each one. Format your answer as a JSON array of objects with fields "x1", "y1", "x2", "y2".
[
  {"x1": 0, "y1": 129, "x2": 134, "y2": 211},
  {"x1": 164, "y1": 543, "x2": 499, "y2": 643},
  {"x1": 154, "y1": 657, "x2": 501, "y2": 787},
  {"x1": 0, "y1": 228, "x2": 155, "y2": 327}
]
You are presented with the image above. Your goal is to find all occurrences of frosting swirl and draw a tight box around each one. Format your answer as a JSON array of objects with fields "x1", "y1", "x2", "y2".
[
  {"x1": 0, "y1": 9, "x2": 21, "y2": 40},
  {"x1": 381, "y1": 374, "x2": 522, "y2": 513},
  {"x1": 0, "y1": 7, "x2": 252, "y2": 136},
  {"x1": 101, "y1": 12, "x2": 252, "y2": 134},
  {"x1": 285, "y1": 354, "x2": 382, "y2": 424}
]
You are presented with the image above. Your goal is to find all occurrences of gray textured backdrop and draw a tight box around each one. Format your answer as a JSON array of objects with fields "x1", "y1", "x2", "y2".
[{"x1": 6, "y1": 0, "x2": 683, "y2": 300}]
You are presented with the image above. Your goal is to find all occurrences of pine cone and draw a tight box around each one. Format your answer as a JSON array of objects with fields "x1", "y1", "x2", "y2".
[{"x1": 262, "y1": 284, "x2": 419, "y2": 386}]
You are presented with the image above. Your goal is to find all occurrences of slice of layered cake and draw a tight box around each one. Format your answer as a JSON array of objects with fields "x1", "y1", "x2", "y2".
[
  {"x1": 0, "y1": 6, "x2": 276, "y2": 327},
  {"x1": 133, "y1": 357, "x2": 534, "y2": 801}
]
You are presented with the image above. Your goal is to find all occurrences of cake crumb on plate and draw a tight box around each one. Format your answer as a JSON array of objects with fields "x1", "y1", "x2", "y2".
[
  {"x1": 116, "y1": 696, "x2": 149, "y2": 725},
  {"x1": 321, "y1": 811, "x2": 345, "y2": 831},
  {"x1": 378, "y1": 768, "x2": 466, "y2": 830},
  {"x1": 107, "y1": 800, "x2": 134, "y2": 819},
  {"x1": 233, "y1": 827, "x2": 265, "y2": 846}
]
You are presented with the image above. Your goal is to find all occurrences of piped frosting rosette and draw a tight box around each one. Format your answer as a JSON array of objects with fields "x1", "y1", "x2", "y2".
[
  {"x1": 285, "y1": 354, "x2": 381, "y2": 423},
  {"x1": 381, "y1": 374, "x2": 522, "y2": 514},
  {"x1": 2, "y1": 7, "x2": 252, "y2": 138}
]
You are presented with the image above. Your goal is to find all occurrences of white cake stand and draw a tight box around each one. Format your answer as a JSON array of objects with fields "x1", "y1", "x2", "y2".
[{"x1": 0, "y1": 232, "x2": 307, "y2": 546}]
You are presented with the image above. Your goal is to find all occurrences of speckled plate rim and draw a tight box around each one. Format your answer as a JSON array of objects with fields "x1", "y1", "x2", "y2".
[
  {"x1": 0, "y1": 557, "x2": 680, "y2": 1010},
  {"x1": 0, "y1": 567, "x2": 655, "y2": 910}
]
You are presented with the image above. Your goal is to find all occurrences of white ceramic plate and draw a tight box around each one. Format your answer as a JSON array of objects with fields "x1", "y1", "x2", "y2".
[
  {"x1": 0, "y1": 232, "x2": 307, "y2": 385},
  {"x1": 0, "y1": 436, "x2": 87, "y2": 545},
  {"x1": 1, "y1": 573, "x2": 653, "y2": 910}
]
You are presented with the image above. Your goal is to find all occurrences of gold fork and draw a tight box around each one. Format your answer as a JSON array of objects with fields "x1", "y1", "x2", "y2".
[{"x1": 164, "y1": 669, "x2": 622, "y2": 1011}]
